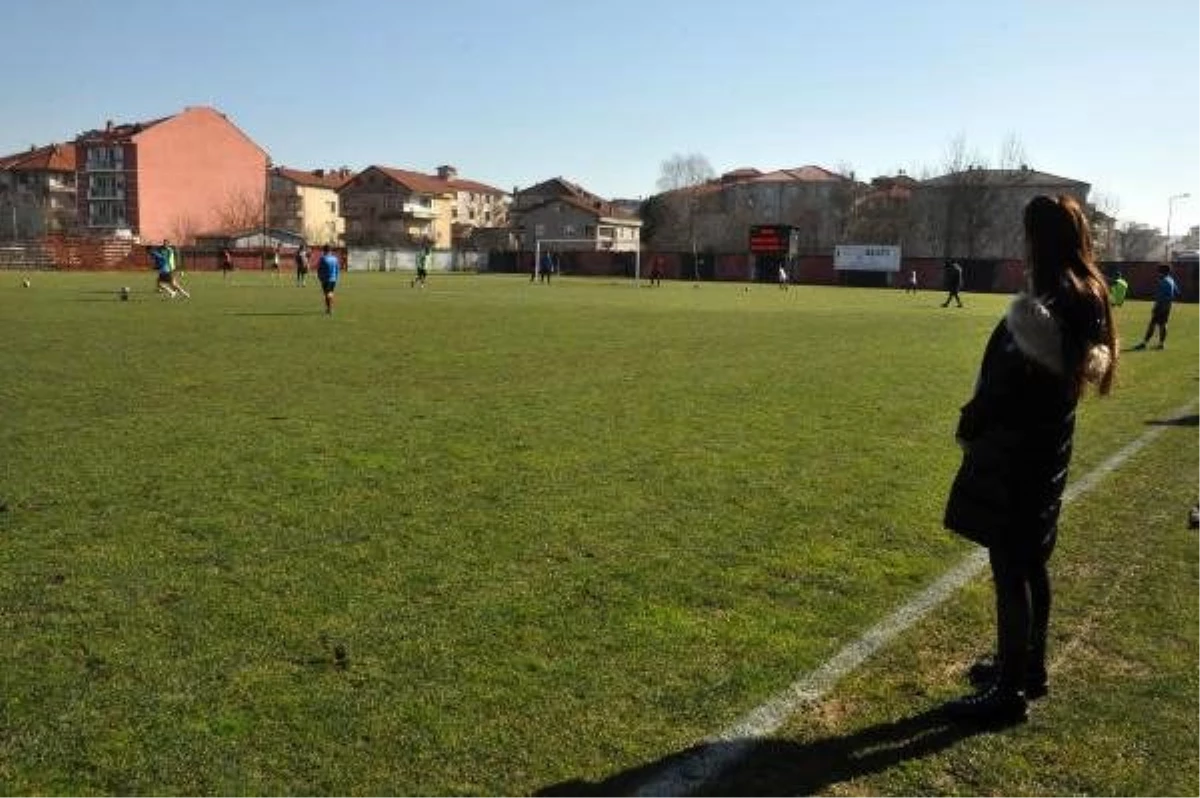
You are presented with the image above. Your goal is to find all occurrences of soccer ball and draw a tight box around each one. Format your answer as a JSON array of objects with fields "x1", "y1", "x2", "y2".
[
  {"x1": 22, "y1": 278, "x2": 30, "y2": 288},
  {"x1": 120, "y1": 286, "x2": 130, "y2": 301}
]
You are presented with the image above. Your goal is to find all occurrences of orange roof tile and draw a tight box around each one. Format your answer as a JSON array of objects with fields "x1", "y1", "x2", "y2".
[
  {"x1": 0, "y1": 142, "x2": 76, "y2": 172},
  {"x1": 750, "y1": 165, "x2": 848, "y2": 183},
  {"x1": 275, "y1": 166, "x2": 354, "y2": 190},
  {"x1": 368, "y1": 165, "x2": 505, "y2": 197},
  {"x1": 447, "y1": 177, "x2": 506, "y2": 195}
]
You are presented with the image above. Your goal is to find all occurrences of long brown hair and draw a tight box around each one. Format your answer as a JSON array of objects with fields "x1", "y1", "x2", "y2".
[{"x1": 1023, "y1": 194, "x2": 1117, "y2": 395}]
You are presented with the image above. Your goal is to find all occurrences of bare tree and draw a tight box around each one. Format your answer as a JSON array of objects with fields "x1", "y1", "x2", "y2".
[
  {"x1": 827, "y1": 161, "x2": 862, "y2": 245},
  {"x1": 656, "y1": 153, "x2": 715, "y2": 192},
  {"x1": 935, "y1": 135, "x2": 999, "y2": 259},
  {"x1": 1086, "y1": 191, "x2": 1121, "y2": 260},
  {"x1": 845, "y1": 174, "x2": 916, "y2": 246},
  {"x1": 212, "y1": 187, "x2": 265, "y2": 233},
  {"x1": 998, "y1": 132, "x2": 1029, "y2": 170},
  {"x1": 169, "y1": 214, "x2": 202, "y2": 246}
]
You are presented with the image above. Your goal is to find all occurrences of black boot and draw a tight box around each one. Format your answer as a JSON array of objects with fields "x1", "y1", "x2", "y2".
[
  {"x1": 967, "y1": 656, "x2": 1048, "y2": 699},
  {"x1": 944, "y1": 682, "x2": 1028, "y2": 725}
]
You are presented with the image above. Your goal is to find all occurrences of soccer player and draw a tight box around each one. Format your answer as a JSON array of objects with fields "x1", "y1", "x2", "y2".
[
  {"x1": 941, "y1": 261, "x2": 964, "y2": 307},
  {"x1": 162, "y1": 240, "x2": 190, "y2": 298},
  {"x1": 317, "y1": 245, "x2": 340, "y2": 315},
  {"x1": 1131, "y1": 263, "x2": 1180, "y2": 350},
  {"x1": 412, "y1": 246, "x2": 429, "y2": 288},
  {"x1": 906, "y1": 269, "x2": 919, "y2": 294},
  {"x1": 649, "y1": 256, "x2": 664, "y2": 287},
  {"x1": 1109, "y1": 271, "x2": 1128, "y2": 306},
  {"x1": 295, "y1": 244, "x2": 309, "y2": 287},
  {"x1": 150, "y1": 244, "x2": 177, "y2": 298}
]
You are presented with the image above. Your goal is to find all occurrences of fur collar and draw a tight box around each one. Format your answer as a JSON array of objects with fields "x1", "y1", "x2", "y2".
[{"x1": 1006, "y1": 293, "x2": 1064, "y2": 375}]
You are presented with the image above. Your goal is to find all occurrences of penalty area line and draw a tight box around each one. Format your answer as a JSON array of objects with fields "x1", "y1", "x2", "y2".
[{"x1": 633, "y1": 402, "x2": 1196, "y2": 797}]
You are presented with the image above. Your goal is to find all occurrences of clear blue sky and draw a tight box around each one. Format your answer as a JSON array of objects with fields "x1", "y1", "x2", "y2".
[{"x1": 3, "y1": 0, "x2": 1197, "y2": 233}]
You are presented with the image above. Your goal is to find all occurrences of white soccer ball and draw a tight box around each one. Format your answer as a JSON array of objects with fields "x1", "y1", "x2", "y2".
[
  {"x1": 120, "y1": 286, "x2": 130, "y2": 301},
  {"x1": 22, "y1": 278, "x2": 30, "y2": 288}
]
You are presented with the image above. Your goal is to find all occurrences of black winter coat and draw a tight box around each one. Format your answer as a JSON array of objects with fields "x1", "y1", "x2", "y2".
[{"x1": 944, "y1": 295, "x2": 1083, "y2": 554}]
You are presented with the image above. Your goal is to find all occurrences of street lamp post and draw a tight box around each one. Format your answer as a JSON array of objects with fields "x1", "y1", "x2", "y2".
[{"x1": 1165, "y1": 192, "x2": 1190, "y2": 263}]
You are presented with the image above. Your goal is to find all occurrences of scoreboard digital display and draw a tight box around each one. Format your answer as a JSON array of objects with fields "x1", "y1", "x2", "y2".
[{"x1": 749, "y1": 225, "x2": 792, "y2": 254}]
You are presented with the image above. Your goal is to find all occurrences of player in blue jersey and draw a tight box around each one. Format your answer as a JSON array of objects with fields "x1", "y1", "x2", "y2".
[
  {"x1": 1132, "y1": 263, "x2": 1181, "y2": 350},
  {"x1": 317, "y1": 245, "x2": 340, "y2": 315},
  {"x1": 150, "y1": 244, "x2": 177, "y2": 298}
]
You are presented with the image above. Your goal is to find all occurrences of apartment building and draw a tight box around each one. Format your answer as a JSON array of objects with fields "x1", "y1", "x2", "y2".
[
  {"x1": 269, "y1": 166, "x2": 353, "y2": 245},
  {"x1": 511, "y1": 177, "x2": 641, "y2": 252},
  {"x1": 74, "y1": 106, "x2": 267, "y2": 242},
  {"x1": 0, "y1": 143, "x2": 77, "y2": 237},
  {"x1": 645, "y1": 166, "x2": 859, "y2": 255},
  {"x1": 904, "y1": 167, "x2": 1090, "y2": 259},
  {"x1": 339, "y1": 164, "x2": 506, "y2": 247}
]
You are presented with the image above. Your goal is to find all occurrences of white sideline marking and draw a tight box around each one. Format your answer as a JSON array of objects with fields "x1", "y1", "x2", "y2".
[{"x1": 633, "y1": 403, "x2": 1196, "y2": 797}]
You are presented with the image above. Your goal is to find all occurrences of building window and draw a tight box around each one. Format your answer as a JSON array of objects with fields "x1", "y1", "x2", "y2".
[
  {"x1": 88, "y1": 200, "x2": 126, "y2": 227},
  {"x1": 90, "y1": 174, "x2": 125, "y2": 198},
  {"x1": 535, "y1": 224, "x2": 545, "y2": 237},
  {"x1": 86, "y1": 146, "x2": 124, "y2": 170}
]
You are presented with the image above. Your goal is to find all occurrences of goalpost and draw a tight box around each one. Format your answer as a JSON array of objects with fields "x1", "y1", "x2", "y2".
[{"x1": 534, "y1": 237, "x2": 641, "y2": 286}]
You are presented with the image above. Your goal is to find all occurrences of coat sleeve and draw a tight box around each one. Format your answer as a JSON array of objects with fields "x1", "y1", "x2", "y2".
[{"x1": 955, "y1": 322, "x2": 1022, "y2": 443}]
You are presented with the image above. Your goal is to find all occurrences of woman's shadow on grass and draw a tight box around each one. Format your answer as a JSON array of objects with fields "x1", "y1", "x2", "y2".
[
  {"x1": 1145, "y1": 414, "x2": 1198, "y2": 427},
  {"x1": 536, "y1": 707, "x2": 988, "y2": 797}
]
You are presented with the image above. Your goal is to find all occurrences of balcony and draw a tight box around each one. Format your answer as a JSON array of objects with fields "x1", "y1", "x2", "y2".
[
  {"x1": 402, "y1": 202, "x2": 438, "y2": 219},
  {"x1": 85, "y1": 159, "x2": 125, "y2": 172}
]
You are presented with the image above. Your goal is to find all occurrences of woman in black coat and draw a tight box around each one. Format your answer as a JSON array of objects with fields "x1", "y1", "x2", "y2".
[{"x1": 943, "y1": 195, "x2": 1117, "y2": 724}]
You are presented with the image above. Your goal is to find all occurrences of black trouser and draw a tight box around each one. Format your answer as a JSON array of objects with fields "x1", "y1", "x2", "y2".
[{"x1": 989, "y1": 543, "x2": 1052, "y2": 690}]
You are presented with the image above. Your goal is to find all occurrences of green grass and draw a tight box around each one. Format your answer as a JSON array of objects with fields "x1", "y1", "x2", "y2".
[{"x1": 1, "y1": 271, "x2": 1195, "y2": 795}]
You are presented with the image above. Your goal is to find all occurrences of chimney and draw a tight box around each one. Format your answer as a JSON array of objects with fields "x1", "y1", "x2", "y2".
[
  {"x1": 105, "y1": 120, "x2": 113, "y2": 132},
  {"x1": 313, "y1": 169, "x2": 325, "y2": 177},
  {"x1": 437, "y1": 165, "x2": 458, "y2": 180}
]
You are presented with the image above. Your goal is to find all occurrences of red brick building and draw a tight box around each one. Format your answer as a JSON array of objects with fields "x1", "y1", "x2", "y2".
[{"x1": 74, "y1": 106, "x2": 267, "y2": 243}]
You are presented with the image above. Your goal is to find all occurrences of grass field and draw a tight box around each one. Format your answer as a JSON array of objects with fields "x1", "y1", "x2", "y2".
[{"x1": 1, "y1": 270, "x2": 1196, "y2": 795}]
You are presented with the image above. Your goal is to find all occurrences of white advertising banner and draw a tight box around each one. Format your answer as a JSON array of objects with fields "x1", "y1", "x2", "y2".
[{"x1": 834, "y1": 245, "x2": 901, "y2": 272}]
